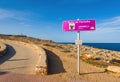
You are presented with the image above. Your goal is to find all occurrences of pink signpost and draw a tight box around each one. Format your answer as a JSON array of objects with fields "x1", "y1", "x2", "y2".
[
  {"x1": 63, "y1": 19, "x2": 96, "y2": 75},
  {"x1": 63, "y1": 20, "x2": 95, "y2": 31}
]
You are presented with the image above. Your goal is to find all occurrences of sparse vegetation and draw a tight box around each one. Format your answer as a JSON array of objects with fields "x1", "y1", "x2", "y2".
[
  {"x1": 44, "y1": 44, "x2": 57, "y2": 47},
  {"x1": 104, "y1": 69, "x2": 112, "y2": 73},
  {"x1": 0, "y1": 34, "x2": 53, "y2": 44},
  {"x1": 67, "y1": 54, "x2": 77, "y2": 58},
  {"x1": 61, "y1": 49, "x2": 71, "y2": 53},
  {"x1": 110, "y1": 59, "x2": 120, "y2": 66},
  {"x1": 44, "y1": 43, "x2": 72, "y2": 53},
  {"x1": 82, "y1": 59, "x2": 108, "y2": 68},
  {"x1": 44, "y1": 43, "x2": 63, "y2": 49}
]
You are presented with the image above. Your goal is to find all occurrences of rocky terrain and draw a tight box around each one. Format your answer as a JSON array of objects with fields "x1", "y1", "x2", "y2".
[{"x1": 42, "y1": 41, "x2": 120, "y2": 68}]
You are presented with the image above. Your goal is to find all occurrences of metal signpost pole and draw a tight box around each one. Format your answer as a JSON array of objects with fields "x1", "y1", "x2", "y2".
[{"x1": 77, "y1": 31, "x2": 80, "y2": 75}]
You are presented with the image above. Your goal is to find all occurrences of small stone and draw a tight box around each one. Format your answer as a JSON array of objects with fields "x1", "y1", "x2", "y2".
[
  {"x1": 106, "y1": 66, "x2": 120, "y2": 73},
  {"x1": 106, "y1": 60, "x2": 110, "y2": 63}
]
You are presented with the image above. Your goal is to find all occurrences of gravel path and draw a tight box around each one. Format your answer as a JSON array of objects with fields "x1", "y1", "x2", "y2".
[{"x1": 0, "y1": 42, "x2": 39, "y2": 74}]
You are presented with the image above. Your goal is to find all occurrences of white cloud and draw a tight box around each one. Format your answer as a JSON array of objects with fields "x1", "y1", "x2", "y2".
[
  {"x1": 85, "y1": 16, "x2": 120, "y2": 34},
  {"x1": 81, "y1": 16, "x2": 120, "y2": 43},
  {"x1": 0, "y1": 8, "x2": 31, "y2": 21},
  {"x1": 0, "y1": 9, "x2": 13, "y2": 19},
  {"x1": 19, "y1": 22, "x2": 32, "y2": 27},
  {"x1": 0, "y1": 8, "x2": 33, "y2": 28},
  {"x1": 97, "y1": 16, "x2": 120, "y2": 33}
]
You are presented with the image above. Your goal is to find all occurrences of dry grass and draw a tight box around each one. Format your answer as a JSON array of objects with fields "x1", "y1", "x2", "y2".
[
  {"x1": 40, "y1": 43, "x2": 120, "y2": 82},
  {"x1": 82, "y1": 59, "x2": 108, "y2": 68}
]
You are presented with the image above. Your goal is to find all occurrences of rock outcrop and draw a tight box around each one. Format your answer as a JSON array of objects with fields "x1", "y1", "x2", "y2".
[
  {"x1": 106, "y1": 66, "x2": 120, "y2": 73},
  {"x1": 82, "y1": 54, "x2": 94, "y2": 60}
]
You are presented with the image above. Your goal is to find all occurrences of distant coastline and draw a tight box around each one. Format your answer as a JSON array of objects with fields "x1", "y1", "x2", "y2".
[{"x1": 57, "y1": 42, "x2": 120, "y2": 52}]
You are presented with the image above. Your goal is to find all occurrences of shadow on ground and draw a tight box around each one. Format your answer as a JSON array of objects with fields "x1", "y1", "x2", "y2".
[
  {"x1": 45, "y1": 49, "x2": 66, "y2": 75},
  {"x1": 0, "y1": 66, "x2": 28, "y2": 70},
  {"x1": 0, "y1": 71, "x2": 9, "y2": 75},
  {"x1": 0, "y1": 44, "x2": 16, "y2": 64}
]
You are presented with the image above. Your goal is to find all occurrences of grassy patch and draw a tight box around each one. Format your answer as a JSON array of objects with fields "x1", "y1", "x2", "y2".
[
  {"x1": 104, "y1": 69, "x2": 115, "y2": 74},
  {"x1": 61, "y1": 49, "x2": 71, "y2": 53},
  {"x1": 44, "y1": 44, "x2": 56, "y2": 47},
  {"x1": 82, "y1": 58, "x2": 120, "y2": 69},
  {"x1": 44, "y1": 43, "x2": 64, "y2": 49},
  {"x1": 110, "y1": 59, "x2": 120, "y2": 66},
  {"x1": 68, "y1": 54, "x2": 77, "y2": 58},
  {"x1": 44, "y1": 43, "x2": 71, "y2": 53},
  {"x1": 82, "y1": 59, "x2": 108, "y2": 68}
]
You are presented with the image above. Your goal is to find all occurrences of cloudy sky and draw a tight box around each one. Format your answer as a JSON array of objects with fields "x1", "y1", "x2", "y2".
[{"x1": 0, "y1": 0, "x2": 120, "y2": 43}]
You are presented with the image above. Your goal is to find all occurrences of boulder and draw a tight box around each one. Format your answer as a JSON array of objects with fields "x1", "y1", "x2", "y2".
[
  {"x1": 106, "y1": 66, "x2": 120, "y2": 73},
  {"x1": 82, "y1": 54, "x2": 94, "y2": 60}
]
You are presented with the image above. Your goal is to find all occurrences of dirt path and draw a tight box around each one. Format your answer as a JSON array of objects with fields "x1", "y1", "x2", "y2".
[{"x1": 0, "y1": 41, "x2": 39, "y2": 74}]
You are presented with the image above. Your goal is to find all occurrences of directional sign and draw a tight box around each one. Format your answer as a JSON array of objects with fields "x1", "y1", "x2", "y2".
[
  {"x1": 63, "y1": 20, "x2": 95, "y2": 31},
  {"x1": 62, "y1": 19, "x2": 96, "y2": 75},
  {"x1": 75, "y1": 40, "x2": 82, "y2": 45}
]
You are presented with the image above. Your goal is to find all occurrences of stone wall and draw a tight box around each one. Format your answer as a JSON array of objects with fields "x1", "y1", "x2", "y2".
[{"x1": 35, "y1": 47, "x2": 48, "y2": 75}]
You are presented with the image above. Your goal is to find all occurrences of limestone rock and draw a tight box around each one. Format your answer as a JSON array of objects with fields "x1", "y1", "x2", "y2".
[
  {"x1": 82, "y1": 54, "x2": 94, "y2": 60},
  {"x1": 35, "y1": 47, "x2": 48, "y2": 75},
  {"x1": 106, "y1": 66, "x2": 120, "y2": 73},
  {"x1": 35, "y1": 65, "x2": 47, "y2": 75}
]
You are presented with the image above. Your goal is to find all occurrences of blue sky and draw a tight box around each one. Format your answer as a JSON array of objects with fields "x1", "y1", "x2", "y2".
[{"x1": 0, "y1": 0, "x2": 120, "y2": 43}]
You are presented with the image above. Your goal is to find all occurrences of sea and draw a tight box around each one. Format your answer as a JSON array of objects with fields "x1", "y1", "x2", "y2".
[{"x1": 58, "y1": 42, "x2": 120, "y2": 52}]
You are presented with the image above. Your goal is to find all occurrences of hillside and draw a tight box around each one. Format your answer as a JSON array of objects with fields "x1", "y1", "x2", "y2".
[{"x1": 0, "y1": 34, "x2": 120, "y2": 82}]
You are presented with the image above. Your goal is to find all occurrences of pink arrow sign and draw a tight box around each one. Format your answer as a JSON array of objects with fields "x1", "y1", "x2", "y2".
[{"x1": 63, "y1": 20, "x2": 96, "y2": 31}]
